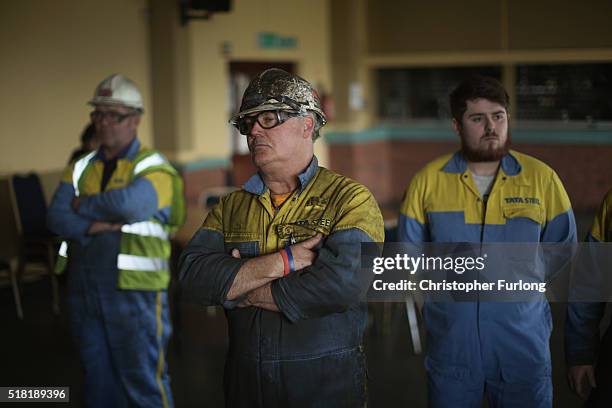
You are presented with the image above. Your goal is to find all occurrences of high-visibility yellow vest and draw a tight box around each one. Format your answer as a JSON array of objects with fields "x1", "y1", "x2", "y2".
[{"x1": 55, "y1": 149, "x2": 185, "y2": 290}]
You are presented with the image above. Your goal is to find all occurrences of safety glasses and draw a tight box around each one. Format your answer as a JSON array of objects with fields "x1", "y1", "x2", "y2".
[
  {"x1": 234, "y1": 110, "x2": 301, "y2": 135},
  {"x1": 90, "y1": 110, "x2": 136, "y2": 124}
]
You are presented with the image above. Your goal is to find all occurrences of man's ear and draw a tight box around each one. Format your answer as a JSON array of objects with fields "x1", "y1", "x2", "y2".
[
  {"x1": 451, "y1": 118, "x2": 461, "y2": 138},
  {"x1": 135, "y1": 114, "x2": 142, "y2": 126},
  {"x1": 302, "y1": 115, "x2": 315, "y2": 139}
]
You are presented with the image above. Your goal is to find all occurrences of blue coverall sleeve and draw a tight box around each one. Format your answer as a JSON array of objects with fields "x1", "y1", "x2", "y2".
[
  {"x1": 564, "y1": 189, "x2": 611, "y2": 365},
  {"x1": 565, "y1": 232, "x2": 606, "y2": 365},
  {"x1": 47, "y1": 182, "x2": 93, "y2": 244},
  {"x1": 271, "y1": 190, "x2": 384, "y2": 323},
  {"x1": 398, "y1": 172, "x2": 430, "y2": 243},
  {"x1": 77, "y1": 176, "x2": 159, "y2": 224},
  {"x1": 398, "y1": 213, "x2": 429, "y2": 243},
  {"x1": 565, "y1": 301, "x2": 604, "y2": 365},
  {"x1": 271, "y1": 228, "x2": 375, "y2": 323},
  {"x1": 538, "y1": 171, "x2": 578, "y2": 284},
  {"x1": 177, "y1": 203, "x2": 249, "y2": 308},
  {"x1": 541, "y1": 210, "x2": 576, "y2": 243},
  {"x1": 540, "y1": 171, "x2": 577, "y2": 244}
]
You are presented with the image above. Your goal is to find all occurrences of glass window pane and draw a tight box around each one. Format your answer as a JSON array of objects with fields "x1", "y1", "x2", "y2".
[
  {"x1": 516, "y1": 63, "x2": 612, "y2": 121},
  {"x1": 377, "y1": 66, "x2": 502, "y2": 121}
]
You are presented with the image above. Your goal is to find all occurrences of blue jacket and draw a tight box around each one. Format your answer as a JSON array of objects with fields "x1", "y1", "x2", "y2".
[
  {"x1": 565, "y1": 188, "x2": 612, "y2": 365},
  {"x1": 47, "y1": 138, "x2": 183, "y2": 290},
  {"x1": 398, "y1": 150, "x2": 577, "y2": 382}
]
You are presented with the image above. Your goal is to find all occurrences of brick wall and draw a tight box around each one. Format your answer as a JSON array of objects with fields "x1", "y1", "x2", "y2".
[
  {"x1": 181, "y1": 167, "x2": 227, "y2": 206},
  {"x1": 515, "y1": 144, "x2": 612, "y2": 210},
  {"x1": 329, "y1": 140, "x2": 612, "y2": 211}
]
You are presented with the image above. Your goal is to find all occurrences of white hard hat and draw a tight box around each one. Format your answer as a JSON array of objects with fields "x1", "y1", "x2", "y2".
[{"x1": 88, "y1": 74, "x2": 144, "y2": 112}]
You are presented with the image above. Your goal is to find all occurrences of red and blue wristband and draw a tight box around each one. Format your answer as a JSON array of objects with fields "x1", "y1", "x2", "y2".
[{"x1": 280, "y1": 247, "x2": 295, "y2": 276}]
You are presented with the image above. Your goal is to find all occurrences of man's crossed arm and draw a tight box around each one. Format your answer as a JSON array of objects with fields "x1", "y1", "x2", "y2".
[{"x1": 227, "y1": 234, "x2": 323, "y2": 312}]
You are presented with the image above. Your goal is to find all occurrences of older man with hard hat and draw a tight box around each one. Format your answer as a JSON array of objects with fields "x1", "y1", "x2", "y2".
[
  {"x1": 47, "y1": 74, "x2": 185, "y2": 408},
  {"x1": 179, "y1": 68, "x2": 384, "y2": 407}
]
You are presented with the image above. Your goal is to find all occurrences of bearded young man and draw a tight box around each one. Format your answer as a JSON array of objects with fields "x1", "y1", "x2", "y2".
[{"x1": 398, "y1": 76, "x2": 576, "y2": 407}]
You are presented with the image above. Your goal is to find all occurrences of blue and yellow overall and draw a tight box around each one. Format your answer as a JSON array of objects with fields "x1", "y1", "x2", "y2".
[
  {"x1": 399, "y1": 151, "x2": 576, "y2": 407},
  {"x1": 47, "y1": 138, "x2": 184, "y2": 408},
  {"x1": 566, "y1": 188, "x2": 612, "y2": 407},
  {"x1": 179, "y1": 157, "x2": 384, "y2": 407}
]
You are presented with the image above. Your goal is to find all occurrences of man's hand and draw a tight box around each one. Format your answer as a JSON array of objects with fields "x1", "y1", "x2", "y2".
[
  {"x1": 245, "y1": 283, "x2": 279, "y2": 311},
  {"x1": 568, "y1": 364, "x2": 596, "y2": 400},
  {"x1": 88, "y1": 221, "x2": 123, "y2": 235},
  {"x1": 226, "y1": 233, "x2": 324, "y2": 301},
  {"x1": 231, "y1": 248, "x2": 252, "y2": 307},
  {"x1": 230, "y1": 250, "x2": 276, "y2": 311},
  {"x1": 232, "y1": 232, "x2": 323, "y2": 273},
  {"x1": 289, "y1": 233, "x2": 323, "y2": 271}
]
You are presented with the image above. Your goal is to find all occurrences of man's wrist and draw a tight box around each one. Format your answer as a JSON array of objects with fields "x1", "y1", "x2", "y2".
[
  {"x1": 279, "y1": 249, "x2": 294, "y2": 276},
  {"x1": 266, "y1": 252, "x2": 283, "y2": 278},
  {"x1": 285, "y1": 247, "x2": 295, "y2": 273},
  {"x1": 248, "y1": 284, "x2": 276, "y2": 308}
]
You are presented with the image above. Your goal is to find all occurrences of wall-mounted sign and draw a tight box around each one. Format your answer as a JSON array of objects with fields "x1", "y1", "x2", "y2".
[
  {"x1": 349, "y1": 82, "x2": 365, "y2": 111},
  {"x1": 257, "y1": 32, "x2": 298, "y2": 49}
]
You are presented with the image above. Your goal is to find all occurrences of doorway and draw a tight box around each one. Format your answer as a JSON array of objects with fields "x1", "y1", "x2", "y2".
[{"x1": 228, "y1": 61, "x2": 296, "y2": 186}]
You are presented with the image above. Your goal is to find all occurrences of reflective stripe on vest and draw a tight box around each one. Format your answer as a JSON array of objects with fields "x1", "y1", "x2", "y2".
[
  {"x1": 133, "y1": 153, "x2": 166, "y2": 176},
  {"x1": 119, "y1": 153, "x2": 173, "y2": 288},
  {"x1": 55, "y1": 152, "x2": 94, "y2": 273},
  {"x1": 117, "y1": 254, "x2": 169, "y2": 272},
  {"x1": 72, "y1": 151, "x2": 96, "y2": 196},
  {"x1": 58, "y1": 241, "x2": 68, "y2": 257},
  {"x1": 54, "y1": 241, "x2": 69, "y2": 274},
  {"x1": 56, "y1": 148, "x2": 178, "y2": 289},
  {"x1": 121, "y1": 221, "x2": 169, "y2": 240}
]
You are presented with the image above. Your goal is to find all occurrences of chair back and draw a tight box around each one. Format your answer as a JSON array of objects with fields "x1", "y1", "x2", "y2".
[
  {"x1": 11, "y1": 173, "x2": 51, "y2": 239},
  {"x1": 0, "y1": 177, "x2": 20, "y2": 259}
]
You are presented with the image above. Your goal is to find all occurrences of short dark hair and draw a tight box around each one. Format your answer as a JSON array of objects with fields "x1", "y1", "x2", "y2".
[{"x1": 450, "y1": 76, "x2": 509, "y2": 123}]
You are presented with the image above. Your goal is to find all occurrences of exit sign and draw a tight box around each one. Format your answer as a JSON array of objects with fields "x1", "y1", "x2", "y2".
[{"x1": 258, "y1": 32, "x2": 298, "y2": 49}]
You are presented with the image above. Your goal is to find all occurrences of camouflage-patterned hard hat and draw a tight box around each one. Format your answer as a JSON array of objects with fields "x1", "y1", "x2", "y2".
[{"x1": 230, "y1": 68, "x2": 327, "y2": 128}]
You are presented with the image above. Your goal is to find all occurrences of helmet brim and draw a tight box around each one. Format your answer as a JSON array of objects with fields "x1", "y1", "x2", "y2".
[
  {"x1": 229, "y1": 102, "x2": 299, "y2": 124},
  {"x1": 88, "y1": 98, "x2": 144, "y2": 113}
]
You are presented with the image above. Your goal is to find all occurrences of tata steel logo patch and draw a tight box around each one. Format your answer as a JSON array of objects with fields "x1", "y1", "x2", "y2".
[
  {"x1": 504, "y1": 197, "x2": 541, "y2": 205},
  {"x1": 98, "y1": 88, "x2": 112, "y2": 97}
]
